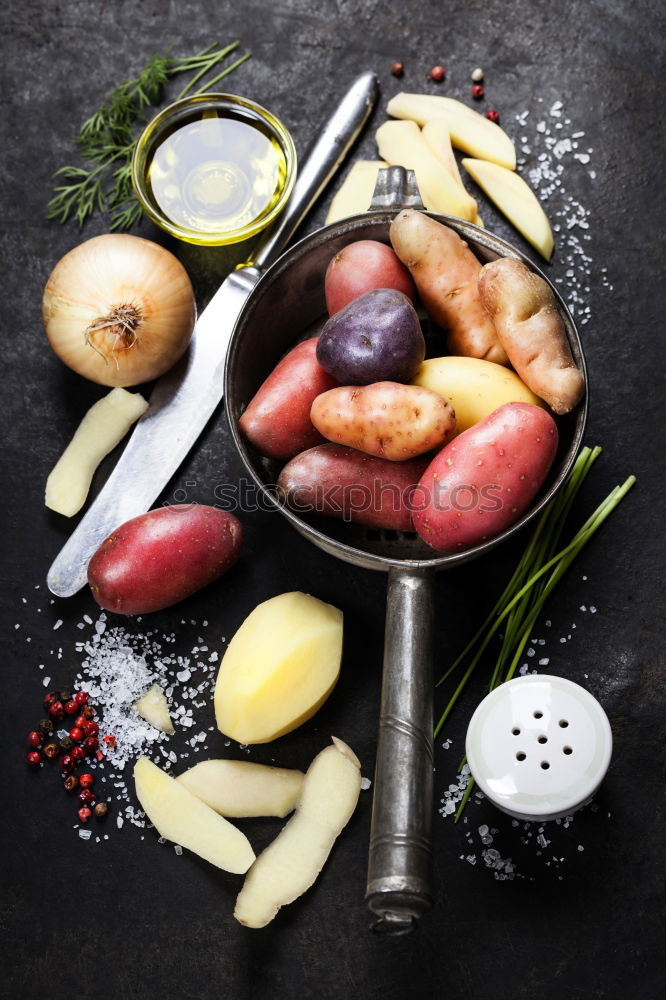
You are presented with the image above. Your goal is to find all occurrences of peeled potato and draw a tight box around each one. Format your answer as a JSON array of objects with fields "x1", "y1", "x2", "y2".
[
  {"x1": 234, "y1": 737, "x2": 361, "y2": 928},
  {"x1": 214, "y1": 592, "x2": 343, "y2": 744},
  {"x1": 462, "y1": 158, "x2": 554, "y2": 260},
  {"x1": 176, "y1": 759, "x2": 304, "y2": 818},
  {"x1": 133, "y1": 756, "x2": 255, "y2": 874},
  {"x1": 326, "y1": 160, "x2": 388, "y2": 223}
]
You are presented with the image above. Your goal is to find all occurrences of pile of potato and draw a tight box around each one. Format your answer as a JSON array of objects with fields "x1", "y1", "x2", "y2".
[{"x1": 239, "y1": 209, "x2": 584, "y2": 553}]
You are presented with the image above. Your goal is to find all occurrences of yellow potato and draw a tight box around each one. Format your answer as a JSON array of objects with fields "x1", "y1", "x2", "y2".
[
  {"x1": 214, "y1": 592, "x2": 343, "y2": 744},
  {"x1": 411, "y1": 355, "x2": 543, "y2": 434}
]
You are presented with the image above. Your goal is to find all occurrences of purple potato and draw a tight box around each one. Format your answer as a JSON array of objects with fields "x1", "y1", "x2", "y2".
[{"x1": 316, "y1": 288, "x2": 425, "y2": 385}]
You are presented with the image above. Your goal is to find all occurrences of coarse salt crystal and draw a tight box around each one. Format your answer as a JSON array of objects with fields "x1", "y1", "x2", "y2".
[{"x1": 79, "y1": 829, "x2": 92, "y2": 840}]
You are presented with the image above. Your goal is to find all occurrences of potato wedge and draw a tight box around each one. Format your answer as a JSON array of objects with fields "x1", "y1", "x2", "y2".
[
  {"x1": 421, "y1": 116, "x2": 465, "y2": 187},
  {"x1": 462, "y1": 158, "x2": 554, "y2": 260},
  {"x1": 176, "y1": 760, "x2": 304, "y2": 818},
  {"x1": 376, "y1": 120, "x2": 477, "y2": 221},
  {"x1": 325, "y1": 160, "x2": 388, "y2": 223},
  {"x1": 234, "y1": 737, "x2": 361, "y2": 928},
  {"x1": 133, "y1": 756, "x2": 255, "y2": 874},
  {"x1": 387, "y1": 93, "x2": 517, "y2": 170}
]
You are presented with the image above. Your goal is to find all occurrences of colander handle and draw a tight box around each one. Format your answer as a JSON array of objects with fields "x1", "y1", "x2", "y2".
[{"x1": 366, "y1": 566, "x2": 434, "y2": 933}]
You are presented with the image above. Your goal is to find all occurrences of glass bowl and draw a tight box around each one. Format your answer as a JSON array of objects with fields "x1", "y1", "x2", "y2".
[{"x1": 132, "y1": 93, "x2": 297, "y2": 246}]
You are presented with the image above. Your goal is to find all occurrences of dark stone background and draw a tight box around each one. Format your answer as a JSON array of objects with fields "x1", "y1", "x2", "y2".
[{"x1": 1, "y1": 1, "x2": 664, "y2": 998}]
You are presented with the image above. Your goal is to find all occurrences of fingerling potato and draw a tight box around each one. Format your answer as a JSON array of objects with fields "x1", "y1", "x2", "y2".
[
  {"x1": 478, "y1": 258, "x2": 585, "y2": 414},
  {"x1": 389, "y1": 209, "x2": 507, "y2": 364}
]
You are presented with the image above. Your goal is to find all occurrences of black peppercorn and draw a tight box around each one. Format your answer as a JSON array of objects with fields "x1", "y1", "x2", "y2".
[
  {"x1": 37, "y1": 718, "x2": 54, "y2": 736},
  {"x1": 93, "y1": 801, "x2": 109, "y2": 819},
  {"x1": 58, "y1": 689, "x2": 73, "y2": 703},
  {"x1": 59, "y1": 735, "x2": 75, "y2": 752},
  {"x1": 82, "y1": 705, "x2": 95, "y2": 720}
]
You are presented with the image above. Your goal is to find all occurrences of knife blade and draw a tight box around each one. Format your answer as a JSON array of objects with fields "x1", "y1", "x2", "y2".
[{"x1": 47, "y1": 71, "x2": 379, "y2": 598}]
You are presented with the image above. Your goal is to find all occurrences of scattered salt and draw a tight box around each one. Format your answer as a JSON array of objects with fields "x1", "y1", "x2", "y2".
[
  {"x1": 78, "y1": 829, "x2": 92, "y2": 840},
  {"x1": 360, "y1": 776, "x2": 372, "y2": 791}
]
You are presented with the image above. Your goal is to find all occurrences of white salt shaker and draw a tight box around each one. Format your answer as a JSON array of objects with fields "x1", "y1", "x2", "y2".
[{"x1": 465, "y1": 674, "x2": 613, "y2": 822}]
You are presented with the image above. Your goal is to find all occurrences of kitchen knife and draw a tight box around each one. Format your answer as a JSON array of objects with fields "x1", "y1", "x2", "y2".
[{"x1": 47, "y1": 71, "x2": 379, "y2": 598}]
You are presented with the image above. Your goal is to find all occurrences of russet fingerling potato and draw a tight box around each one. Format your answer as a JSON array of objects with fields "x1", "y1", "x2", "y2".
[
  {"x1": 411, "y1": 355, "x2": 544, "y2": 435},
  {"x1": 238, "y1": 338, "x2": 337, "y2": 461},
  {"x1": 311, "y1": 381, "x2": 456, "y2": 462},
  {"x1": 412, "y1": 401, "x2": 558, "y2": 552},
  {"x1": 214, "y1": 592, "x2": 343, "y2": 745},
  {"x1": 478, "y1": 258, "x2": 585, "y2": 414},
  {"x1": 389, "y1": 209, "x2": 507, "y2": 365},
  {"x1": 278, "y1": 443, "x2": 428, "y2": 531},
  {"x1": 316, "y1": 288, "x2": 425, "y2": 385},
  {"x1": 324, "y1": 240, "x2": 416, "y2": 315},
  {"x1": 88, "y1": 505, "x2": 242, "y2": 615}
]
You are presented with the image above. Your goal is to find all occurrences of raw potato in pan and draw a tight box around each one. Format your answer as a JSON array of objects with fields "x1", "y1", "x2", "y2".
[
  {"x1": 478, "y1": 257, "x2": 585, "y2": 414},
  {"x1": 389, "y1": 209, "x2": 507, "y2": 365}
]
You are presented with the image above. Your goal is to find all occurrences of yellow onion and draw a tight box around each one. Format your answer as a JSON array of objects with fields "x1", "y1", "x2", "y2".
[{"x1": 42, "y1": 233, "x2": 197, "y2": 386}]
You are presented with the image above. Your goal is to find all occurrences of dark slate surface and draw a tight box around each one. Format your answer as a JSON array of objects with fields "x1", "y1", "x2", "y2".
[{"x1": 1, "y1": 1, "x2": 664, "y2": 998}]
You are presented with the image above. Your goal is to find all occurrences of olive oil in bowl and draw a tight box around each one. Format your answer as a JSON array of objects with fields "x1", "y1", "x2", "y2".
[{"x1": 132, "y1": 94, "x2": 297, "y2": 246}]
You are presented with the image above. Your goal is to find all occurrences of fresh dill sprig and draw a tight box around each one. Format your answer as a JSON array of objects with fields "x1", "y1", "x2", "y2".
[
  {"x1": 47, "y1": 42, "x2": 251, "y2": 231},
  {"x1": 431, "y1": 447, "x2": 636, "y2": 821}
]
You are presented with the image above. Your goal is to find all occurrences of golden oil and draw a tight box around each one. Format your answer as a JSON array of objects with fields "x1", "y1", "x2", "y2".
[{"x1": 144, "y1": 108, "x2": 289, "y2": 236}]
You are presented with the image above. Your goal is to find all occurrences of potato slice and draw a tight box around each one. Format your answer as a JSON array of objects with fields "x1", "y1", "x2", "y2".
[
  {"x1": 176, "y1": 759, "x2": 304, "y2": 818},
  {"x1": 133, "y1": 756, "x2": 255, "y2": 874},
  {"x1": 134, "y1": 683, "x2": 174, "y2": 735},
  {"x1": 234, "y1": 737, "x2": 361, "y2": 927},
  {"x1": 325, "y1": 160, "x2": 388, "y2": 223},
  {"x1": 214, "y1": 592, "x2": 343, "y2": 744},
  {"x1": 376, "y1": 120, "x2": 477, "y2": 221},
  {"x1": 421, "y1": 116, "x2": 465, "y2": 186},
  {"x1": 387, "y1": 92, "x2": 517, "y2": 170},
  {"x1": 462, "y1": 158, "x2": 554, "y2": 260},
  {"x1": 45, "y1": 387, "x2": 148, "y2": 516}
]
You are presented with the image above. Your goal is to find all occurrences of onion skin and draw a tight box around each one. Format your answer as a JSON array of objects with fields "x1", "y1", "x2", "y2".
[
  {"x1": 42, "y1": 234, "x2": 196, "y2": 387},
  {"x1": 87, "y1": 505, "x2": 243, "y2": 615}
]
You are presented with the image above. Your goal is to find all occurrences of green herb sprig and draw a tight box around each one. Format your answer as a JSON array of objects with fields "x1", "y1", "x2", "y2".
[
  {"x1": 47, "y1": 42, "x2": 251, "y2": 231},
  {"x1": 433, "y1": 446, "x2": 636, "y2": 821}
]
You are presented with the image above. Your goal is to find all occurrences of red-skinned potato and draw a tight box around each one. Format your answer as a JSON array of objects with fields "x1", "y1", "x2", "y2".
[
  {"x1": 277, "y1": 443, "x2": 429, "y2": 531},
  {"x1": 88, "y1": 505, "x2": 242, "y2": 614},
  {"x1": 311, "y1": 382, "x2": 456, "y2": 461},
  {"x1": 412, "y1": 402, "x2": 558, "y2": 552},
  {"x1": 324, "y1": 240, "x2": 417, "y2": 315},
  {"x1": 238, "y1": 338, "x2": 337, "y2": 461}
]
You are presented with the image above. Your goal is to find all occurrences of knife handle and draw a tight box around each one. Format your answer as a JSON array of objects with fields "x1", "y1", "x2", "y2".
[{"x1": 252, "y1": 70, "x2": 379, "y2": 270}]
